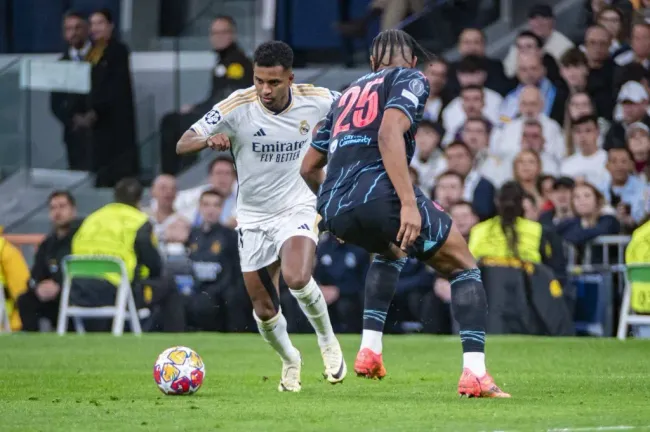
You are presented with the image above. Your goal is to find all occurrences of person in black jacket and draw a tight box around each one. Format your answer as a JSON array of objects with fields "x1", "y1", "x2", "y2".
[
  {"x1": 159, "y1": 15, "x2": 254, "y2": 175},
  {"x1": 182, "y1": 189, "x2": 250, "y2": 331},
  {"x1": 17, "y1": 191, "x2": 81, "y2": 331},
  {"x1": 87, "y1": 8, "x2": 139, "y2": 187},
  {"x1": 50, "y1": 11, "x2": 94, "y2": 172}
]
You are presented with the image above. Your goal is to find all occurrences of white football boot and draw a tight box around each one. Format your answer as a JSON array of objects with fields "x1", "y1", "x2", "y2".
[
  {"x1": 321, "y1": 342, "x2": 347, "y2": 384},
  {"x1": 278, "y1": 351, "x2": 302, "y2": 392}
]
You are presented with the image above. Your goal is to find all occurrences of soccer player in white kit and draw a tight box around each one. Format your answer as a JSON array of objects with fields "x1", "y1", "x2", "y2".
[{"x1": 176, "y1": 41, "x2": 346, "y2": 392}]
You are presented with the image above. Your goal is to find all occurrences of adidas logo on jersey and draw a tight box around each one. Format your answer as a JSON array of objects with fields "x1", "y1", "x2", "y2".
[
  {"x1": 297, "y1": 224, "x2": 310, "y2": 230},
  {"x1": 253, "y1": 128, "x2": 267, "y2": 137}
]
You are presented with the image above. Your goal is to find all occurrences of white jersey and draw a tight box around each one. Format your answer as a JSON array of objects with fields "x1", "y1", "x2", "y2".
[{"x1": 191, "y1": 84, "x2": 338, "y2": 227}]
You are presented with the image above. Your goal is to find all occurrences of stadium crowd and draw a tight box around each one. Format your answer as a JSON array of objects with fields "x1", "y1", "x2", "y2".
[{"x1": 3, "y1": 1, "x2": 650, "y2": 336}]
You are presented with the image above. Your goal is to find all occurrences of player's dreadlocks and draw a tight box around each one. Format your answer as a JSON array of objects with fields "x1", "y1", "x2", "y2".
[{"x1": 370, "y1": 29, "x2": 433, "y2": 71}]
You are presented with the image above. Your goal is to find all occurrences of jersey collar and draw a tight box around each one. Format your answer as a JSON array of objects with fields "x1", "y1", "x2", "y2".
[{"x1": 258, "y1": 87, "x2": 293, "y2": 115}]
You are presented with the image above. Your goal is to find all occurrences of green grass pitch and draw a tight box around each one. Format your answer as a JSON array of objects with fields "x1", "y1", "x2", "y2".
[{"x1": 0, "y1": 334, "x2": 649, "y2": 431}]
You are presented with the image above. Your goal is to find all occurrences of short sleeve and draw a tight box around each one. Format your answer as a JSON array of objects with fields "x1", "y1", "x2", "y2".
[
  {"x1": 385, "y1": 69, "x2": 430, "y2": 126},
  {"x1": 189, "y1": 89, "x2": 252, "y2": 137},
  {"x1": 311, "y1": 109, "x2": 334, "y2": 154}
]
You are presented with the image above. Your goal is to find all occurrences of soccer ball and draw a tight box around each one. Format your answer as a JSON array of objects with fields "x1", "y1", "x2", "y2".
[{"x1": 153, "y1": 346, "x2": 205, "y2": 395}]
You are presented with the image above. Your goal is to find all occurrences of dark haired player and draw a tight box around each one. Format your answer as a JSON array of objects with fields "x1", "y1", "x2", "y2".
[
  {"x1": 177, "y1": 41, "x2": 346, "y2": 392},
  {"x1": 301, "y1": 30, "x2": 510, "y2": 398}
]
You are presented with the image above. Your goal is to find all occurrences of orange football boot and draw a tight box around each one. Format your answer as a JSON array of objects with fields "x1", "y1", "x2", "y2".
[
  {"x1": 458, "y1": 368, "x2": 511, "y2": 398},
  {"x1": 354, "y1": 348, "x2": 386, "y2": 379}
]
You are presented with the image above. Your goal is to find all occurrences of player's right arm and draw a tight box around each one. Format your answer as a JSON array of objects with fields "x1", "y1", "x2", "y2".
[
  {"x1": 379, "y1": 69, "x2": 430, "y2": 250},
  {"x1": 176, "y1": 99, "x2": 236, "y2": 155},
  {"x1": 300, "y1": 112, "x2": 333, "y2": 195}
]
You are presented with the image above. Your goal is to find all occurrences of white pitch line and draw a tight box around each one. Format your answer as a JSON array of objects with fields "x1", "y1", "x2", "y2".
[{"x1": 548, "y1": 426, "x2": 648, "y2": 432}]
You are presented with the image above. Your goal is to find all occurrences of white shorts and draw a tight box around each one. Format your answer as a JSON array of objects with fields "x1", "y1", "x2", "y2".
[{"x1": 237, "y1": 204, "x2": 320, "y2": 272}]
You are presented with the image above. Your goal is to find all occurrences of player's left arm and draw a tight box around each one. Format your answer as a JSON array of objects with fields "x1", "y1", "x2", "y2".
[
  {"x1": 300, "y1": 110, "x2": 333, "y2": 195},
  {"x1": 380, "y1": 69, "x2": 430, "y2": 250}
]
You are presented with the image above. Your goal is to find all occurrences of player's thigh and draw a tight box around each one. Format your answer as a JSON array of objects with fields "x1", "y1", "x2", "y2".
[
  {"x1": 237, "y1": 226, "x2": 279, "y2": 274},
  {"x1": 242, "y1": 261, "x2": 281, "y2": 321},
  {"x1": 325, "y1": 200, "x2": 400, "y2": 255},
  {"x1": 276, "y1": 205, "x2": 319, "y2": 288},
  {"x1": 424, "y1": 222, "x2": 477, "y2": 278}
]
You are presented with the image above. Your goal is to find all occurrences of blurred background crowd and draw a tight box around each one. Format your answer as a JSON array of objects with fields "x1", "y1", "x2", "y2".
[{"x1": 1, "y1": 0, "x2": 650, "y2": 338}]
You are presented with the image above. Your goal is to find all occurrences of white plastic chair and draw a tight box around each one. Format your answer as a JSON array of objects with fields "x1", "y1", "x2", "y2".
[
  {"x1": 0, "y1": 283, "x2": 11, "y2": 332},
  {"x1": 617, "y1": 264, "x2": 650, "y2": 340},
  {"x1": 57, "y1": 255, "x2": 149, "y2": 336}
]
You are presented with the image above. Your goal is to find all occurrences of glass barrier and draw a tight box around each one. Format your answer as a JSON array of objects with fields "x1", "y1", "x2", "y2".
[{"x1": 0, "y1": 58, "x2": 26, "y2": 180}]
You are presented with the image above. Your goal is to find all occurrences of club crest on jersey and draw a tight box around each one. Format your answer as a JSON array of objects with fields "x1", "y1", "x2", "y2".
[
  {"x1": 205, "y1": 109, "x2": 222, "y2": 125},
  {"x1": 409, "y1": 79, "x2": 425, "y2": 97},
  {"x1": 299, "y1": 120, "x2": 310, "y2": 135}
]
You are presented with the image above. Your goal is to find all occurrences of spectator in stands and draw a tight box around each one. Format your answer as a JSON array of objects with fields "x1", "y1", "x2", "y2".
[
  {"x1": 433, "y1": 171, "x2": 464, "y2": 210},
  {"x1": 513, "y1": 149, "x2": 544, "y2": 207},
  {"x1": 450, "y1": 201, "x2": 480, "y2": 241},
  {"x1": 559, "y1": 48, "x2": 589, "y2": 94},
  {"x1": 494, "y1": 86, "x2": 565, "y2": 162},
  {"x1": 597, "y1": 6, "x2": 632, "y2": 64},
  {"x1": 537, "y1": 174, "x2": 557, "y2": 212},
  {"x1": 181, "y1": 190, "x2": 249, "y2": 331},
  {"x1": 423, "y1": 59, "x2": 453, "y2": 122},
  {"x1": 540, "y1": 177, "x2": 576, "y2": 229},
  {"x1": 584, "y1": 26, "x2": 618, "y2": 120},
  {"x1": 174, "y1": 155, "x2": 238, "y2": 228},
  {"x1": 0, "y1": 234, "x2": 29, "y2": 331},
  {"x1": 447, "y1": 28, "x2": 510, "y2": 96},
  {"x1": 562, "y1": 115, "x2": 609, "y2": 185},
  {"x1": 442, "y1": 85, "x2": 494, "y2": 145},
  {"x1": 87, "y1": 8, "x2": 139, "y2": 187},
  {"x1": 510, "y1": 30, "x2": 563, "y2": 87},
  {"x1": 71, "y1": 178, "x2": 185, "y2": 331},
  {"x1": 460, "y1": 117, "x2": 505, "y2": 187},
  {"x1": 564, "y1": 91, "x2": 610, "y2": 153},
  {"x1": 606, "y1": 81, "x2": 650, "y2": 149},
  {"x1": 146, "y1": 175, "x2": 190, "y2": 252},
  {"x1": 615, "y1": 22, "x2": 650, "y2": 68},
  {"x1": 441, "y1": 55, "x2": 502, "y2": 138},
  {"x1": 500, "y1": 53, "x2": 565, "y2": 125},
  {"x1": 586, "y1": 0, "x2": 634, "y2": 28},
  {"x1": 411, "y1": 120, "x2": 446, "y2": 198},
  {"x1": 468, "y1": 181, "x2": 567, "y2": 282},
  {"x1": 520, "y1": 120, "x2": 561, "y2": 176},
  {"x1": 159, "y1": 16, "x2": 253, "y2": 175},
  {"x1": 50, "y1": 11, "x2": 94, "y2": 173},
  {"x1": 312, "y1": 232, "x2": 369, "y2": 334},
  {"x1": 600, "y1": 148, "x2": 647, "y2": 229},
  {"x1": 503, "y1": 4, "x2": 574, "y2": 79},
  {"x1": 556, "y1": 182, "x2": 621, "y2": 246},
  {"x1": 336, "y1": 0, "x2": 425, "y2": 35},
  {"x1": 17, "y1": 191, "x2": 81, "y2": 332},
  {"x1": 627, "y1": 122, "x2": 650, "y2": 179},
  {"x1": 523, "y1": 192, "x2": 541, "y2": 221},
  {"x1": 444, "y1": 142, "x2": 496, "y2": 220}
]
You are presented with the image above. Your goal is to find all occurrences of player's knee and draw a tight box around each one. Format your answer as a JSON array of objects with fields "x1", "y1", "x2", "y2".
[
  {"x1": 252, "y1": 299, "x2": 278, "y2": 322},
  {"x1": 282, "y1": 270, "x2": 311, "y2": 290}
]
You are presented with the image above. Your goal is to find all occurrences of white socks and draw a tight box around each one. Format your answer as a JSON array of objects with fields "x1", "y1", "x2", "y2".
[
  {"x1": 463, "y1": 352, "x2": 486, "y2": 377},
  {"x1": 360, "y1": 330, "x2": 383, "y2": 354},
  {"x1": 254, "y1": 310, "x2": 300, "y2": 364},
  {"x1": 290, "y1": 278, "x2": 336, "y2": 348}
]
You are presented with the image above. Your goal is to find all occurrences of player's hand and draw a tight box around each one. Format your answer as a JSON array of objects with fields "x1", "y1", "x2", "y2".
[
  {"x1": 206, "y1": 134, "x2": 231, "y2": 151},
  {"x1": 397, "y1": 202, "x2": 421, "y2": 251}
]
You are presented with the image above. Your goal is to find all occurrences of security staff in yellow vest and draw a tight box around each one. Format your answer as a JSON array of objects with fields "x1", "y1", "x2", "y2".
[
  {"x1": 625, "y1": 219, "x2": 650, "y2": 313},
  {"x1": 0, "y1": 234, "x2": 30, "y2": 330},
  {"x1": 71, "y1": 178, "x2": 185, "y2": 331},
  {"x1": 468, "y1": 182, "x2": 567, "y2": 286}
]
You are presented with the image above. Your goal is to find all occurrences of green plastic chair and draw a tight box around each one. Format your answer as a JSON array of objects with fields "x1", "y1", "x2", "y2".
[
  {"x1": 57, "y1": 255, "x2": 148, "y2": 336},
  {"x1": 617, "y1": 264, "x2": 650, "y2": 340}
]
